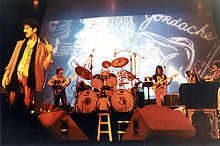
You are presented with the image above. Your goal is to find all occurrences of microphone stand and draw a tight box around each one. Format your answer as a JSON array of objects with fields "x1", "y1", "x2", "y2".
[
  {"x1": 164, "y1": 66, "x2": 167, "y2": 92},
  {"x1": 90, "y1": 54, "x2": 93, "y2": 74},
  {"x1": 115, "y1": 49, "x2": 145, "y2": 83},
  {"x1": 41, "y1": 72, "x2": 49, "y2": 104},
  {"x1": 84, "y1": 49, "x2": 94, "y2": 73}
]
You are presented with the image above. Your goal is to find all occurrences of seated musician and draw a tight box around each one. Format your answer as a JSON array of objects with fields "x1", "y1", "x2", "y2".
[
  {"x1": 152, "y1": 65, "x2": 172, "y2": 106},
  {"x1": 47, "y1": 67, "x2": 71, "y2": 110},
  {"x1": 203, "y1": 60, "x2": 220, "y2": 82}
]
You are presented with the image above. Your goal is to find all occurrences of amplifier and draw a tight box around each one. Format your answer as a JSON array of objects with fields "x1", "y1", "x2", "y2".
[{"x1": 179, "y1": 82, "x2": 220, "y2": 109}]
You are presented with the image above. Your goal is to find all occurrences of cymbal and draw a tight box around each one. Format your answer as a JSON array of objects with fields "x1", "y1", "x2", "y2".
[
  {"x1": 75, "y1": 66, "x2": 93, "y2": 80},
  {"x1": 117, "y1": 70, "x2": 127, "y2": 78},
  {"x1": 111, "y1": 57, "x2": 129, "y2": 68},
  {"x1": 102, "y1": 61, "x2": 111, "y2": 68}
]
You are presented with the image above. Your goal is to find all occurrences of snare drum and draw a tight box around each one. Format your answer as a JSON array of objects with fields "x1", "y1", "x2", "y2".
[
  {"x1": 77, "y1": 89, "x2": 98, "y2": 113},
  {"x1": 111, "y1": 89, "x2": 134, "y2": 112},
  {"x1": 91, "y1": 74, "x2": 103, "y2": 89}
]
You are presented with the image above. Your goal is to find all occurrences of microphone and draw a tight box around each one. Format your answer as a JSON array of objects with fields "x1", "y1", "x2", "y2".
[
  {"x1": 43, "y1": 36, "x2": 49, "y2": 45},
  {"x1": 114, "y1": 49, "x2": 116, "y2": 57}
]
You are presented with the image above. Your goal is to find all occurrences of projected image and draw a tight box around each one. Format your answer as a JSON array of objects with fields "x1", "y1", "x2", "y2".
[{"x1": 40, "y1": 14, "x2": 218, "y2": 104}]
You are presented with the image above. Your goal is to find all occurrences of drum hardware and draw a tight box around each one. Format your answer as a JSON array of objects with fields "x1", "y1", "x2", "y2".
[
  {"x1": 142, "y1": 76, "x2": 153, "y2": 105},
  {"x1": 118, "y1": 82, "x2": 129, "y2": 86},
  {"x1": 113, "y1": 49, "x2": 145, "y2": 82},
  {"x1": 84, "y1": 49, "x2": 94, "y2": 72},
  {"x1": 126, "y1": 71, "x2": 136, "y2": 81},
  {"x1": 76, "y1": 80, "x2": 92, "y2": 92}
]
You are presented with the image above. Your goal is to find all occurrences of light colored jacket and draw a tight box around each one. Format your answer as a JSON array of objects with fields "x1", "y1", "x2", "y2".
[{"x1": 5, "y1": 39, "x2": 53, "y2": 91}]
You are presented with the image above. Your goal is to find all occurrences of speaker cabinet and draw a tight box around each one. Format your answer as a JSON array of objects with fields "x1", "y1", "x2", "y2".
[
  {"x1": 187, "y1": 109, "x2": 219, "y2": 139},
  {"x1": 179, "y1": 82, "x2": 219, "y2": 109},
  {"x1": 37, "y1": 110, "x2": 89, "y2": 141},
  {"x1": 122, "y1": 105, "x2": 195, "y2": 140}
]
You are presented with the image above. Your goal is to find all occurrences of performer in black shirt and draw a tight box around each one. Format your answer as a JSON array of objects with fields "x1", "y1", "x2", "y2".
[{"x1": 152, "y1": 65, "x2": 172, "y2": 105}]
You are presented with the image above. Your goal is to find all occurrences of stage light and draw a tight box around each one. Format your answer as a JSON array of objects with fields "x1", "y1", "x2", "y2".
[{"x1": 33, "y1": 0, "x2": 39, "y2": 9}]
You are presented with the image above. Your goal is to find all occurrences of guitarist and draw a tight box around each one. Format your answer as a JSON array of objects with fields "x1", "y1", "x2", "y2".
[
  {"x1": 152, "y1": 65, "x2": 173, "y2": 106},
  {"x1": 47, "y1": 67, "x2": 71, "y2": 110}
]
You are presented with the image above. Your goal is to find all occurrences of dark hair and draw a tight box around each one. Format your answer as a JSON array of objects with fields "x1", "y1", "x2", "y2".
[
  {"x1": 56, "y1": 67, "x2": 63, "y2": 75},
  {"x1": 155, "y1": 65, "x2": 163, "y2": 74},
  {"x1": 23, "y1": 18, "x2": 40, "y2": 34}
]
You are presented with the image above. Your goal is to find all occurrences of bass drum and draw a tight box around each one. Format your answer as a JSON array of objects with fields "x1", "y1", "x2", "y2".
[
  {"x1": 77, "y1": 89, "x2": 98, "y2": 113},
  {"x1": 91, "y1": 74, "x2": 103, "y2": 89},
  {"x1": 106, "y1": 73, "x2": 117, "y2": 87},
  {"x1": 111, "y1": 89, "x2": 134, "y2": 112}
]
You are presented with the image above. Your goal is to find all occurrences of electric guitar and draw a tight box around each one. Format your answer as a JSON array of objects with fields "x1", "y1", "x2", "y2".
[
  {"x1": 53, "y1": 72, "x2": 77, "y2": 96},
  {"x1": 152, "y1": 74, "x2": 179, "y2": 92}
]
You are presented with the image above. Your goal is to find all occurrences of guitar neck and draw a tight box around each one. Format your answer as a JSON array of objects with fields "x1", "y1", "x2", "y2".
[
  {"x1": 160, "y1": 77, "x2": 171, "y2": 85},
  {"x1": 62, "y1": 72, "x2": 77, "y2": 87},
  {"x1": 158, "y1": 74, "x2": 178, "y2": 85}
]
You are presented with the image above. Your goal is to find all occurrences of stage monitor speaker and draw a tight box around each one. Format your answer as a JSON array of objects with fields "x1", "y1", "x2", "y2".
[
  {"x1": 122, "y1": 105, "x2": 195, "y2": 140},
  {"x1": 37, "y1": 110, "x2": 89, "y2": 141},
  {"x1": 187, "y1": 109, "x2": 219, "y2": 139},
  {"x1": 179, "y1": 82, "x2": 220, "y2": 109}
]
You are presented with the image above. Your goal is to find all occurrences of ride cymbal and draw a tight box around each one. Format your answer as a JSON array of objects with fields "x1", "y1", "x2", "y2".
[{"x1": 111, "y1": 57, "x2": 129, "y2": 68}]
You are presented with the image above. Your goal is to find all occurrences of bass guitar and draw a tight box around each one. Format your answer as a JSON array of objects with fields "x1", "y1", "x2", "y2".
[
  {"x1": 53, "y1": 72, "x2": 77, "y2": 96},
  {"x1": 152, "y1": 74, "x2": 178, "y2": 92}
]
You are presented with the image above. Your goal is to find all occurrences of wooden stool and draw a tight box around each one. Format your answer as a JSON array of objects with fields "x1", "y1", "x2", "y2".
[
  {"x1": 97, "y1": 113, "x2": 112, "y2": 142},
  {"x1": 117, "y1": 120, "x2": 129, "y2": 141}
]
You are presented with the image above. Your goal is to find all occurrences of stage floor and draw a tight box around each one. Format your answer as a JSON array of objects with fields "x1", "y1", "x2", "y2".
[{"x1": 1, "y1": 93, "x2": 220, "y2": 145}]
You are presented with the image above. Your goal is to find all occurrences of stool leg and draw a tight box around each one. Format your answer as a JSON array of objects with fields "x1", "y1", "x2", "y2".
[
  {"x1": 97, "y1": 115, "x2": 101, "y2": 141},
  {"x1": 118, "y1": 123, "x2": 120, "y2": 141},
  {"x1": 107, "y1": 115, "x2": 112, "y2": 142}
]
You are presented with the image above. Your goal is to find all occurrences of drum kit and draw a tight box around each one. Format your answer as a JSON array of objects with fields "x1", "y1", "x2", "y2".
[{"x1": 74, "y1": 57, "x2": 139, "y2": 113}]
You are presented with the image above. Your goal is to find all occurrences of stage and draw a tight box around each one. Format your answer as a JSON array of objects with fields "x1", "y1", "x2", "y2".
[{"x1": 1, "y1": 92, "x2": 220, "y2": 145}]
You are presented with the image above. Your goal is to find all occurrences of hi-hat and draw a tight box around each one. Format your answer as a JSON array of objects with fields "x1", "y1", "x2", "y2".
[
  {"x1": 75, "y1": 66, "x2": 93, "y2": 80},
  {"x1": 111, "y1": 57, "x2": 129, "y2": 68},
  {"x1": 102, "y1": 61, "x2": 111, "y2": 68}
]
